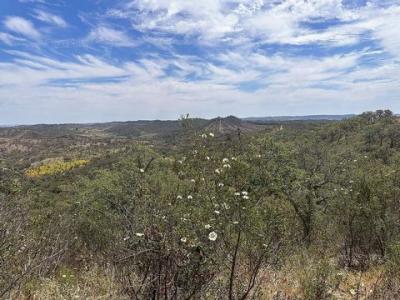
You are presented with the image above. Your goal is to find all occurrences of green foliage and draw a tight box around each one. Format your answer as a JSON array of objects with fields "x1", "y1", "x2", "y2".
[
  {"x1": 3, "y1": 110, "x2": 400, "y2": 298},
  {"x1": 300, "y1": 258, "x2": 341, "y2": 300}
]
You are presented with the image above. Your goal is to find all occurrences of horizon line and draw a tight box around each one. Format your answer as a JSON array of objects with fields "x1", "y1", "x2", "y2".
[{"x1": 1, "y1": 112, "x2": 395, "y2": 127}]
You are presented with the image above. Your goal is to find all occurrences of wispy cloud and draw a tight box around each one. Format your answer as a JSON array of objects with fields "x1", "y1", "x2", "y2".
[
  {"x1": 18, "y1": 0, "x2": 46, "y2": 3},
  {"x1": 0, "y1": 0, "x2": 399, "y2": 124},
  {"x1": 4, "y1": 16, "x2": 41, "y2": 39},
  {"x1": 86, "y1": 26, "x2": 137, "y2": 47},
  {"x1": 33, "y1": 10, "x2": 67, "y2": 28},
  {"x1": 1, "y1": 44, "x2": 398, "y2": 123},
  {"x1": 108, "y1": 0, "x2": 398, "y2": 51},
  {"x1": 0, "y1": 32, "x2": 25, "y2": 45}
]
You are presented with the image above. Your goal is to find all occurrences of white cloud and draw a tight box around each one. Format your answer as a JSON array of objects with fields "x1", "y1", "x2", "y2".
[
  {"x1": 1, "y1": 0, "x2": 400, "y2": 123},
  {"x1": 34, "y1": 10, "x2": 67, "y2": 28},
  {"x1": 118, "y1": 0, "x2": 241, "y2": 41},
  {"x1": 0, "y1": 32, "x2": 25, "y2": 45},
  {"x1": 86, "y1": 26, "x2": 137, "y2": 47},
  {"x1": 109, "y1": 0, "x2": 399, "y2": 50},
  {"x1": 4, "y1": 16, "x2": 41, "y2": 39},
  {"x1": 363, "y1": 5, "x2": 400, "y2": 59},
  {"x1": 0, "y1": 51, "x2": 137, "y2": 87},
  {"x1": 18, "y1": 0, "x2": 46, "y2": 3},
  {"x1": 19, "y1": 0, "x2": 46, "y2": 2},
  {"x1": 0, "y1": 44, "x2": 399, "y2": 124},
  {"x1": 111, "y1": 0, "x2": 357, "y2": 44}
]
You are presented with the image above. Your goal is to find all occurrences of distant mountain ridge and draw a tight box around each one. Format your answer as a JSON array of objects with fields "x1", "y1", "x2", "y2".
[
  {"x1": 204, "y1": 116, "x2": 263, "y2": 134},
  {"x1": 244, "y1": 114, "x2": 356, "y2": 122},
  {"x1": 0, "y1": 114, "x2": 362, "y2": 139},
  {"x1": 0, "y1": 114, "x2": 362, "y2": 128}
]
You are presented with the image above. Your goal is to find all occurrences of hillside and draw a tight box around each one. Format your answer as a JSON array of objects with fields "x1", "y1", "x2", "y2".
[
  {"x1": 3, "y1": 111, "x2": 400, "y2": 299},
  {"x1": 245, "y1": 114, "x2": 355, "y2": 122},
  {"x1": 204, "y1": 116, "x2": 264, "y2": 135},
  {"x1": 0, "y1": 117, "x2": 265, "y2": 140}
]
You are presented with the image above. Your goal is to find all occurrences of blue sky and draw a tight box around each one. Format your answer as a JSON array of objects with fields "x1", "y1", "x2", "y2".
[{"x1": 0, "y1": 0, "x2": 399, "y2": 124}]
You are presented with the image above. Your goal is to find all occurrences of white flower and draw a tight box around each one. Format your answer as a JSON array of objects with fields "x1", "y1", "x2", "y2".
[
  {"x1": 177, "y1": 195, "x2": 183, "y2": 200},
  {"x1": 205, "y1": 224, "x2": 211, "y2": 229},
  {"x1": 218, "y1": 182, "x2": 224, "y2": 187},
  {"x1": 123, "y1": 236, "x2": 130, "y2": 241},
  {"x1": 222, "y1": 158, "x2": 229, "y2": 163},
  {"x1": 208, "y1": 231, "x2": 218, "y2": 241},
  {"x1": 231, "y1": 157, "x2": 237, "y2": 161},
  {"x1": 201, "y1": 133, "x2": 207, "y2": 138},
  {"x1": 178, "y1": 160, "x2": 183, "y2": 164},
  {"x1": 241, "y1": 191, "x2": 248, "y2": 196},
  {"x1": 209, "y1": 132, "x2": 215, "y2": 137},
  {"x1": 233, "y1": 221, "x2": 239, "y2": 225},
  {"x1": 242, "y1": 195, "x2": 249, "y2": 200},
  {"x1": 187, "y1": 195, "x2": 193, "y2": 200},
  {"x1": 234, "y1": 192, "x2": 240, "y2": 196},
  {"x1": 256, "y1": 154, "x2": 262, "y2": 158},
  {"x1": 353, "y1": 159, "x2": 357, "y2": 162},
  {"x1": 206, "y1": 156, "x2": 210, "y2": 160},
  {"x1": 180, "y1": 237, "x2": 187, "y2": 243},
  {"x1": 139, "y1": 168, "x2": 145, "y2": 173},
  {"x1": 215, "y1": 169, "x2": 221, "y2": 174},
  {"x1": 135, "y1": 233, "x2": 144, "y2": 237},
  {"x1": 223, "y1": 164, "x2": 231, "y2": 169},
  {"x1": 263, "y1": 243, "x2": 268, "y2": 248},
  {"x1": 190, "y1": 179, "x2": 196, "y2": 183},
  {"x1": 214, "y1": 210, "x2": 220, "y2": 215}
]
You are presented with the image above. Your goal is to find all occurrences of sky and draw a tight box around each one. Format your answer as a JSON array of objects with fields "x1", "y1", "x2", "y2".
[{"x1": 0, "y1": 0, "x2": 399, "y2": 124}]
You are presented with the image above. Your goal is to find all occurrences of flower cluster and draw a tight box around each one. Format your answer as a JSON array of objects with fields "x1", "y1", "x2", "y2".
[{"x1": 25, "y1": 159, "x2": 89, "y2": 177}]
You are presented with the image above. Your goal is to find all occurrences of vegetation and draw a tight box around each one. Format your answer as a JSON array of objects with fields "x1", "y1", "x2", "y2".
[
  {"x1": 1, "y1": 110, "x2": 400, "y2": 299},
  {"x1": 25, "y1": 159, "x2": 89, "y2": 178}
]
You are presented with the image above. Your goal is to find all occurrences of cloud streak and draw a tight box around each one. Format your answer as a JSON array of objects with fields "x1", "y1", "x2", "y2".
[
  {"x1": 33, "y1": 10, "x2": 67, "y2": 28},
  {"x1": 86, "y1": 26, "x2": 137, "y2": 47},
  {"x1": 0, "y1": 0, "x2": 399, "y2": 124},
  {"x1": 4, "y1": 16, "x2": 41, "y2": 39}
]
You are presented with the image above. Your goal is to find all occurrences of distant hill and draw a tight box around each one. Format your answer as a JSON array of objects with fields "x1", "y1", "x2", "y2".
[
  {"x1": 0, "y1": 115, "x2": 357, "y2": 139},
  {"x1": 204, "y1": 116, "x2": 264, "y2": 135},
  {"x1": 0, "y1": 119, "x2": 209, "y2": 139},
  {"x1": 244, "y1": 114, "x2": 355, "y2": 122}
]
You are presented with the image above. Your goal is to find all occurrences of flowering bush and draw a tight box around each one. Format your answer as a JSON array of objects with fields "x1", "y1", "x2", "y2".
[
  {"x1": 73, "y1": 134, "x2": 286, "y2": 298},
  {"x1": 5, "y1": 111, "x2": 400, "y2": 298},
  {"x1": 25, "y1": 159, "x2": 88, "y2": 177}
]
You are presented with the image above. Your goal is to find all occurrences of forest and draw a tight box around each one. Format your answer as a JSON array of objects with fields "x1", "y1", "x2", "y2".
[{"x1": 1, "y1": 110, "x2": 400, "y2": 299}]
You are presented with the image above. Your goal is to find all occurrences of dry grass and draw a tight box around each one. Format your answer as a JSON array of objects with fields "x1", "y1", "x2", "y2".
[
  {"x1": 6, "y1": 261, "x2": 389, "y2": 299},
  {"x1": 9, "y1": 265, "x2": 128, "y2": 300},
  {"x1": 258, "y1": 257, "x2": 385, "y2": 299}
]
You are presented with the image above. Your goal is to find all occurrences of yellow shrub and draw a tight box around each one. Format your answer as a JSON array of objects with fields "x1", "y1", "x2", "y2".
[{"x1": 25, "y1": 159, "x2": 89, "y2": 177}]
